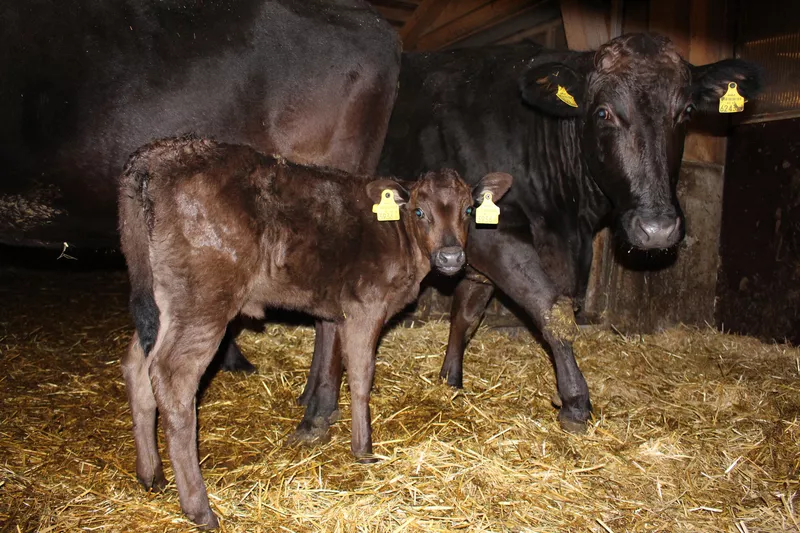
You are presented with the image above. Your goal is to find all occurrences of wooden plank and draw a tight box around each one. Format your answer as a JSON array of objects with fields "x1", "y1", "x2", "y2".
[
  {"x1": 683, "y1": 0, "x2": 730, "y2": 165},
  {"x1": 415, "y1": 0, "x2": 541, "y2": 50},
  {"x1": 400, "y1": 0, "x2": 453, "y2": 50},
  {"x1": 649, "y1": 0, "x2": 691, "y2": 56},
  {"x1": 560, "y1": 0, "x2": 610, "y2": 50},
  {"x1": 622, "y1": 0, "x2": 649, "y2": 34}
]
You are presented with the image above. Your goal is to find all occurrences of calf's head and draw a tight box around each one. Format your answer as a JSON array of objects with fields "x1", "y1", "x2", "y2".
[
  {"x1": 520, "y1": 33, "x2": 762, "y2": 249},
  {"x1": 367, "y1": 170, "x2": 513, "y2": 275}
]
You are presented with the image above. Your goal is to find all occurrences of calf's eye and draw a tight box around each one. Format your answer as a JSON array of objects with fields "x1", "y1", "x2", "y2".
[
  {"x1": 415, "y1": 208, "x2": 424, "y2": 218},
  {"x1": 465, "y1": 206, "x2": 474, "y2": 216},
  {"x1": 596, "y1": 107, "x2": 610, "y2": 120}
]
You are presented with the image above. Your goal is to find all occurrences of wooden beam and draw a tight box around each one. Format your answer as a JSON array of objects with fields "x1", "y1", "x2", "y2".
[
  {"x1": 560, "y1": 0, "x2": 610, "y2": 50},
  {"x1": 414, "y1": 0, "x2": 543, "y2": 51},
  {"x1": 400, "y1": 0, "x2": 452, "y2": 51},
  {"x1": 683, "y1": 0, "x2": 730, "y2": 165}
]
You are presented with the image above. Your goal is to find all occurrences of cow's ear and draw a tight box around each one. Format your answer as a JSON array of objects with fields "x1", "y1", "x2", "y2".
[
  {"x1": 472, "y1": 172, "x2": 513, "y2": 204},
  {"x1": 690, "y1": 59, "x2": 763, "y2": 113},
  {"x1": 366, "y1": 179, "x2": 410, "y2": 207},
  {"x1": 519, "y1": 62, "x2": 586, "y2": 117}
]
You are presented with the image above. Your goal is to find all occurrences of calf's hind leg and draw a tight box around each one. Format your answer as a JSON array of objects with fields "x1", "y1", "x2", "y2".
[
  {"x1": 149, "y1": 322, "x2": 227, "y2": 529},
  {"x1": 121, "y1": 332, "x2": 165, "y2": 491}
]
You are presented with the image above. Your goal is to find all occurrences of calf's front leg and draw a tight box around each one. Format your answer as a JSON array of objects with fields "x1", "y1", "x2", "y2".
[{"x1": 338, "y1": 311, "x2": 385, "y2": 462}]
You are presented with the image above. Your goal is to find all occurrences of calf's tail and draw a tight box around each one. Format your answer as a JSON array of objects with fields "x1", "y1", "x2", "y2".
[{"x1": 118, "y1": 154, "x2": 160, "y2": 356}]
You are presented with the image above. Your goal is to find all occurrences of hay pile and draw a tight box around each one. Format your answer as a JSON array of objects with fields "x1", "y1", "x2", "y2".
[{"x1": 1, "y1": 268, "x2": 799, "y2": 532}]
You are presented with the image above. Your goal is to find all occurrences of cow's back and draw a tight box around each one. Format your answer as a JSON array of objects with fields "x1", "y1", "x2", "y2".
[{"x1": 0, "y1": 0, "x2": 400, "y2": 247}]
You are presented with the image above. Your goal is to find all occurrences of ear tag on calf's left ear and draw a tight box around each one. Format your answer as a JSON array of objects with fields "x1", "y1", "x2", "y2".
[
  {"x1": 475, "y1": 191, "x2": 500, "y2": 225},
  {"x1": 719, "y1": 82, "x2": 745, "y2": 113},
  {"x1": 556, "y1": 85, "x2": 578, "y2": 108},
  {"x1": 372, "y1": 190, "x2": 400, "y2": 221}
]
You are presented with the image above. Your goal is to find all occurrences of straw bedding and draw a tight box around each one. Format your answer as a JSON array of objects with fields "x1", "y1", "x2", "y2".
[{"x1": 1, "y1": 267, "x2": 798, "y2": 532}]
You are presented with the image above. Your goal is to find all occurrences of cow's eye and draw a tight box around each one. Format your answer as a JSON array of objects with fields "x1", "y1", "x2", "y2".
[
  {"x1": 596, "y1": 107, "x2": 611, "y2": 120},
  {"x1": 465, "y1": 206, "x2": 474, "y2": 216},
  {"x1": 683, "y1": 104, "x2": 695, "y2": 118},
  {"x1": 415, "y1": 208, "x2": 424, "y2": 218}
]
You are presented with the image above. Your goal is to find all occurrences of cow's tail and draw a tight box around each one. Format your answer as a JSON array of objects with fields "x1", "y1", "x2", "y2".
[{"x1": 118, "y1": 150, "x2": 160, "y2": 356}]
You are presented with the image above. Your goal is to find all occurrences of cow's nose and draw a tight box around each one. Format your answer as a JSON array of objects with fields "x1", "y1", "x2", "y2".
[
  {"x1": 632, "y1": 215, "x2": 681, "y2": 249},
  {"x1": 433, "y1": 246, "x2": 466, "y2": 275}
]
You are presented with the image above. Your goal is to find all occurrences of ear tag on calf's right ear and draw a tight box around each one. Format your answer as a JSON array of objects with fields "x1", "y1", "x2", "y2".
[
  {"x1": 719, "y1": 82, "x2": 745, "y2": 113},
  {"x1": 372, "y1": 190, "x2": 400, "y2": 221},
  {"x1": 556, "y1": 85, "x2": 578, "y2": 108},
  {"x1": 475, "y1": 191, "x2": 500, "y2": 225}
]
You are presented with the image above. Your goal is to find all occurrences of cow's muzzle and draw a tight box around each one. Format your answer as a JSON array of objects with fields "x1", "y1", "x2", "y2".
[
  {"x1": 628, "y1": 213, "x2": 682, "y2": 249},
  {"x1": 432, "y1": 246, "x2": 466, "y2": 276}
]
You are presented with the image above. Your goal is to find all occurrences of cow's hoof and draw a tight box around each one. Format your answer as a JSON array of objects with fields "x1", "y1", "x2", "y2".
[
  {"x1": 356, "y1": 455, "x2": 379, "y2": 464},
  {"x1": 188, "y1": 507, "x2": 219, "y2": 530},
  {"x1": 220, "y1": 342, "x2": 257, "y2": 373},
  {"x1": 288, "y1": 417, "x2": 331, "y2": 446},
  {"x1": 138, "y1": 472, "x2": 167, "y2": 492},
  {"x1": 558, "y1": 413, "x2": 589, "y2": 434}
]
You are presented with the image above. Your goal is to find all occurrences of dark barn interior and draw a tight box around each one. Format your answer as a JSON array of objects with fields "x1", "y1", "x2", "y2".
[{"x1": 1, "y1": 1, "x2": 800, "y2": 532}]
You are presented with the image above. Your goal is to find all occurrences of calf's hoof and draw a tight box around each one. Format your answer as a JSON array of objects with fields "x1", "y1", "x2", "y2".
[
  {"x1": 288, "y1": 416, "x2": 332, "y2": 446},
  {"x1": 137, "y1": 471, "x2": 167, "y2": 492},
  {"x1": 356, "y1": 454, "x2": 379, "y2": 464},
  {"x1": 188, "y1": 507, "x2": 219, "y2": 530}
]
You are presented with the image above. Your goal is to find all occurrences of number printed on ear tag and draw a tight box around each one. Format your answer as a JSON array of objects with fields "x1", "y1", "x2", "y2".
[
  {"x1": 475, "y1": 191, "x2": 500, "y2": 225},
  {"x1": 719, "y1": 82, "x2": 745, "y2": 113},
  {"x1": 372, "y1": 189, "x2": 400, "y2": 221}
]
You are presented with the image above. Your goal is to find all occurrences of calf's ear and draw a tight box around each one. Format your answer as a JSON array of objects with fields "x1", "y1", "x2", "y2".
[
  {"x1": 472, "y1": 172, "x2": 513, "y2": 204},
  {"x1": 690, "y1": 59, "x2": 763, "y2": 113},
  {"x1": 366, "y1": 179, "x2": 410, "y2": 206},
  {"x1": 519, "y1": 62, "x2": 586, "y2": 117}
]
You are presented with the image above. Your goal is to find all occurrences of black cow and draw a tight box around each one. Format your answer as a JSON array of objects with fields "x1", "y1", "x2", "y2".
[
  {"x1": 0, "y1": 0, "x2": 400, "y2": 248},
  {"x1": 294, "y1": 33, "x2": 762, "y2": 435}
]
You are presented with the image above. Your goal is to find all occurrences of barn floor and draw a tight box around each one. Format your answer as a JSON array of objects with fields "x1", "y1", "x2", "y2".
[{"x1": 1, "y1": 265, "x2": 799, "y2": 533}]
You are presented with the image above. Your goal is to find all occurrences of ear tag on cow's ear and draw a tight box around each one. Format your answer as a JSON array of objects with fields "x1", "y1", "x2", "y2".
[
  {"x1": 372, "y1": 190, "x2": 400, "y2": 221},
  {"x1": 719, "y1": 82, "x2": 745, "y2": 113},
  {"x1": 556, "y1": 85, "x2": 578, "y2": 108},
  {"x1": 475, "y1": 191, "x2": 500, "y2": 225}
]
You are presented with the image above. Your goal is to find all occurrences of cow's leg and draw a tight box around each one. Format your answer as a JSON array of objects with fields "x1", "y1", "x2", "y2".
[
  {"x1": 218, "y1": 321, "x2": 256, "y2": 373},
  {"x1": 150, "y1": 322, "x2": 225, "y2": 529},
  {"x1": 121, "y1": 332, "x2": 166, "y2": 491},
  {"x1": 290, "y1": 320, "x2": 342, "y2": 444},
  {"x1": 469, "y1": 234, "x2": 591, "y2": 433},
  {"x1": 339, "y1": 313, "x2": 384, "y2": 462},
  {"x1": 440, "y1": 278, "x2": 495, "y2": 388}
]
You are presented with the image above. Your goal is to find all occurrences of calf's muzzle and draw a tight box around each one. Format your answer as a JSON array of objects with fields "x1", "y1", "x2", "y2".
[{"x1": 432, "y1": 246, "x2": 466, "y2": 275}]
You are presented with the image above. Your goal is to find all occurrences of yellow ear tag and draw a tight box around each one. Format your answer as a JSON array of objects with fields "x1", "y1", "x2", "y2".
[
  {"x1": 475, "y1": 191, "x2": 500, "y2": 225},
  {"x1": 556, "y1": 85, "x2": 578, "y2": 108},
  {"x1": 372, "y1": 189, "x2": 400, "y2": 221},
  {"x1": 719, "y1": 82, "x2": 745, "y2": 113}
]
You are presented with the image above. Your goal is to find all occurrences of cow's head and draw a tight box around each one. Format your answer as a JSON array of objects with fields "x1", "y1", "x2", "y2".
[
  {"x1": 366, "y1": 170, "x2": 513, "y2": 275},
  {"x1": 519, "y1": 33, "x2": 762, "y2": 249}
]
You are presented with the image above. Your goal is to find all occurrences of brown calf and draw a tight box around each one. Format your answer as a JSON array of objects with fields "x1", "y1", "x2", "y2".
[{"x1": 118, "y1": 135, "x2": 512, "y2": 528}]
